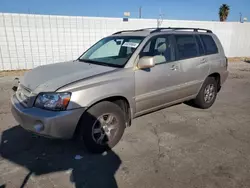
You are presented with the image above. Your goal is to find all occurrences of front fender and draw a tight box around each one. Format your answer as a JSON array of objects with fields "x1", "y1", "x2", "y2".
[{"x1": 58, "y1": 68, "x2": 135, "y2": 116}]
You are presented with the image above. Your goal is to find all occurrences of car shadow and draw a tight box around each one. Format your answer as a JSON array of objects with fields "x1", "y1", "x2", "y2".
[
  {"x1": 183, "y1": 100, "x2": 199, "y2": 108},
  {"x1": 0, "y1": 112, "x2": 121, "y2": 188}
]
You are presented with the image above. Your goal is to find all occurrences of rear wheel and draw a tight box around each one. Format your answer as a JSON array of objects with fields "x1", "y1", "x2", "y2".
[
  {"x1": 194, "y1": 77, "x2": 218, "y2": 109},
  {"x1": 77, "y1": 101, "x2": 126, "y2": 153}
]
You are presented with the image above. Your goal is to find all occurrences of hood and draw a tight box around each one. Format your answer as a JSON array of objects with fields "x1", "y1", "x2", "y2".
[{"x1": 22, "y1": 60, "x2": 117, "y2": 93}]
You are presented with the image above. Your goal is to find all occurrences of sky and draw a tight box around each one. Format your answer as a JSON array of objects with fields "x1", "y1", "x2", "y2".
[{"x1": 0, "y1": 0, "x2": 249, "y2": 22}]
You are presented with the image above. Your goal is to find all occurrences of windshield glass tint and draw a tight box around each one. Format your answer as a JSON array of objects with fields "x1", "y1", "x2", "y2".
[{"x1": 79, "y1": 36, "x2": 144, "y2": 67}]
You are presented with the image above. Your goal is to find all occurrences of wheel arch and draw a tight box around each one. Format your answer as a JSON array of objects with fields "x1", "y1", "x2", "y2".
[
  {"x1": 208, "y1": 72, "x2": 221, "y2": 92},
  {"x1": 73, "y1": 95, "x2": 132, "y2": 138}
]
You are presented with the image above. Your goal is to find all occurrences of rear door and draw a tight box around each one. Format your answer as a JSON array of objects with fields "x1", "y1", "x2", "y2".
[
  {"x1": 173, "y1": 34, "x2": 210, "y2": 98},
  {"x1": 199, "y1": 34, "x2": 222, "y2": 72}
]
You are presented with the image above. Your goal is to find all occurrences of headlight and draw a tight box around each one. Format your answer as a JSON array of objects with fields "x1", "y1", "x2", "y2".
[{"x1": 34, "y1": 92, "x2": 71, "y2": 111}]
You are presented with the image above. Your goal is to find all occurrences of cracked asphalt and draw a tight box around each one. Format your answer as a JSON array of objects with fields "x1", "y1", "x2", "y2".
[{"x1": 0, "y1": 61, "x2": 250, "y2": 188}]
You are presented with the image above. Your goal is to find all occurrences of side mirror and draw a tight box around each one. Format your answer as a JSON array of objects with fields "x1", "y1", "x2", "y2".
[{"x1": 137, "y1": 56, "x2": 155, "y2": 69}]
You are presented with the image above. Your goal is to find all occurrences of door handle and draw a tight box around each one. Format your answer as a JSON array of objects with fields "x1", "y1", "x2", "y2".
[{"x1": 170, "y1": 65, "x2": 178, "y2": 70}]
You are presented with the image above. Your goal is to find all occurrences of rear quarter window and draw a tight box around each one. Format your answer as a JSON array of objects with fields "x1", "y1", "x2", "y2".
[{"x1": 200, "y1": 35, "x2": 218, "y2": 55}]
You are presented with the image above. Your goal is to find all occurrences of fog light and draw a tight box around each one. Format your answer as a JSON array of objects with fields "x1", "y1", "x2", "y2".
[{"x1": 34, "y1": 122, "x2": 44, "y2": 132}]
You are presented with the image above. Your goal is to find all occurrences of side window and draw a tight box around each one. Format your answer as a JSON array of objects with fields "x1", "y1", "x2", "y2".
[
  {"x1": 195, "y1": 35, "x2": 205, "y2": 55},
  {"x1": 175, "y1": 35, "x2": 198, "y2": 59},
  {"x1": 142, "y1": 41, "x2": 151, "y2": 53},
  {"x1": 141, "y1": 35, "x2": 173, "y2": 64},
  {"x1": 175, "y1": 35, "x2": 198, "y2": 60},
  {"x1": 200, "y1": 35, "x2": 218, "y2": 55},
  {"x1": 154, "y1": 37, "x2": 166, "y2": 49}
]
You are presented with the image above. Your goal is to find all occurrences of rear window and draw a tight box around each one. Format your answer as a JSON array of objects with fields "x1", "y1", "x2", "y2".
[
  {"x1": 200, "y1": 35, "x2": 218, "y2": 55},
  {"x1": 175, "y1": 35, "x2": 198, "y2": 60}
]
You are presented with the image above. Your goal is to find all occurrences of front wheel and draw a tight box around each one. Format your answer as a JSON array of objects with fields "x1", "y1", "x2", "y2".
[
  {"x1": 194, "y1": 77, "x2": 218, "y2": 109},
  {"x1": 77, "y1": 101, "x2": 126, "y2": 153}
]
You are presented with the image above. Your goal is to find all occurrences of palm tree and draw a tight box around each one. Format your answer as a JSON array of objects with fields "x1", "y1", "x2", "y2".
[{"x1": 219, "y1": 4, "x2": 230, "y2": 21}]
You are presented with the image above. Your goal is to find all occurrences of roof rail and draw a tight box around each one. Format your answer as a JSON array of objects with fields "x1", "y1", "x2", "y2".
[
  {"x1": 112, "y1": 28, "x2": 147, "y2": 35},
  {"x1": 112, "y1": 27, "x2": 212, "y2": 35},
  {"x1": 112, "y1": 30, "x2": 136, "y2": 35},
  {"x1": 151, "y1": 27, "x2": 212, "y2": 33}
]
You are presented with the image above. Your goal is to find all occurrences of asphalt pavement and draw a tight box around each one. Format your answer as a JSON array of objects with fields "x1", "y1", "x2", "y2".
[{"x1": 0, "y1": 61, "x2": 250, "y2": 188}]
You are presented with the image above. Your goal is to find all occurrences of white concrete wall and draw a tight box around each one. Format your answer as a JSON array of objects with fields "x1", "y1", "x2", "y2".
[{"x1": 0, "y1": 13, "x2": 250, "y2": 70}]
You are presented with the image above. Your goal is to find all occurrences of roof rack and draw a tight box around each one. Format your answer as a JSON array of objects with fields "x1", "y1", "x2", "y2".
[
  {"x1": 112, "y1": 30, "x2": 136, "y2": 35},
  {"x1": 151, "y1": 27, "x2": 212, "y2": 33},
  {"x1": 112, "y1": 27, "x2": 212, "y2": 35},
  {"x1": 112, "y1": 29, "x2": 147, "y2": 35}
]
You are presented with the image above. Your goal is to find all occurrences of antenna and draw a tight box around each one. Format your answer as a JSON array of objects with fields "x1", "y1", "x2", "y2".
[
  {"x1": 139, "y1": 6, "x2": 142, "y2": 18},
  {"x1": 157, "y1": 8, "x2": 164, "y2": 28}
]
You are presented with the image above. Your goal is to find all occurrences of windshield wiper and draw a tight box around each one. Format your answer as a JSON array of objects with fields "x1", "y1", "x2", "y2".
[
  {"x1": 78, "y1": 58, "x2": 122, "y2": 68},
  {"x1": 78, "y1": 58, "x2": 97, "y2": 63}
]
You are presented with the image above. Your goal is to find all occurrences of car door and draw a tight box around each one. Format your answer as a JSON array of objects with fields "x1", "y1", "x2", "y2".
[
  {"x1": 173, "y1": 34, "x2": 210, "y2": 99},
  {"x1": 199, "y1": 34, "x2": 221, "y2": 73},
  {"x1": 134, "y1": 35, "x2": 184, "y2": 115}
]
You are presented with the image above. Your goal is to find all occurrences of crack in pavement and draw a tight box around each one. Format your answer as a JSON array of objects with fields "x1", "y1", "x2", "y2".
[{"x1": 151, "y1": 124, "x2": 167, "y2": 174}]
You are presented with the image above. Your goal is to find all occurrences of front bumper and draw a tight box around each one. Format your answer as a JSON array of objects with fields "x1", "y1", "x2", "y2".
[{"x1": 11, "y1": 94, "x2": 85, "y2": 139}]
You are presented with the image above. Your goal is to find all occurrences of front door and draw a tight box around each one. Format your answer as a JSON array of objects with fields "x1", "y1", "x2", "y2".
[{"x1": 135, "y1": 35, "x2": 184, "y2": 115}]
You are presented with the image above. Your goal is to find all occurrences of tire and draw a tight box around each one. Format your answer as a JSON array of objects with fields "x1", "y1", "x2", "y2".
[
  {"x1": 77, "y1": 101, "x2": 126, "y2": 153},
  {"x1": 194, "y1": 77, "x2": 218, "y2": 109}
]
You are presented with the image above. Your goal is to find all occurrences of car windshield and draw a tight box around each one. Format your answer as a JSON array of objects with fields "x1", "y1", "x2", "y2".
[{"x1": 79, "y1": 36, "x2": 144, "y2": 67}]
